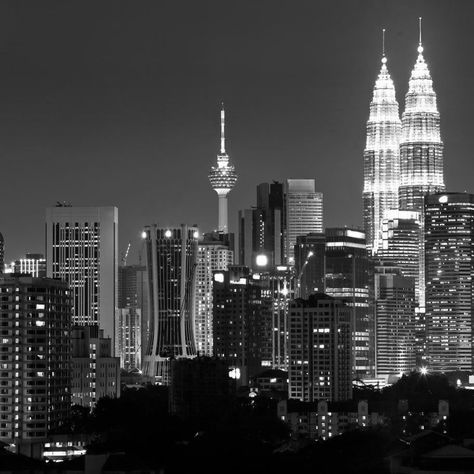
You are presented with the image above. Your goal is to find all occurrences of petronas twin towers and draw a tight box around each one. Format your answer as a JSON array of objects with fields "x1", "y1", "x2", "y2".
[{"x1": 363, "y1": 23, "x2": 445, "y2": 254}]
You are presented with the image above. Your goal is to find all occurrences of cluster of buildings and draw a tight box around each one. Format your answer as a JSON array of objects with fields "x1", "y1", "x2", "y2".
[{"x1": 0, "y1": 20, "x2": 473, "y2": 458}]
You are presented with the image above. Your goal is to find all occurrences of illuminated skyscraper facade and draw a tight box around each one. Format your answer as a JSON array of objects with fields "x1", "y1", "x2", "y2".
[
  {"x1": 195, "y1": 234, "x2": 233, "y2": 356},
  {"x1": 45, "y1": 206, "x2": 118, "y2": 343},
  {"x1": 363, "y1": 48, "x2": 401, "y2": 254},
  {"x1": 425, "y1": 193, "x2": 474, "y2": 372},
  {"x1": 143, "y1": 225, "x2": 198, "y2": 383},
  {"x1": 399, "y1": 38, "x2": 445, "y2": 213},
  {"x1": 209, "y1": 105, "x2": 238, "y2": 233}
]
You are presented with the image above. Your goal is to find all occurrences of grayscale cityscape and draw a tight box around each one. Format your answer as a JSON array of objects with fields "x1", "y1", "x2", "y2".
[{"x1": 1, "y1": 1, "x2": 474, "y2": 473}]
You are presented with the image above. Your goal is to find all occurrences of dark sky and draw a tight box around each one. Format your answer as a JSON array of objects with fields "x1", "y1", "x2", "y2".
[{"x1": 1, "y1": 0, "x2": 473, "y2": 262}]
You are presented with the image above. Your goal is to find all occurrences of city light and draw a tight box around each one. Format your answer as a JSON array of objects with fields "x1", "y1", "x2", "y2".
[
  {"x1": 255, "y1": 254, "x2": 268, "y2": 267},
  {"x1": 420, "y1": 367, "x2": 428, "y2": 375}
]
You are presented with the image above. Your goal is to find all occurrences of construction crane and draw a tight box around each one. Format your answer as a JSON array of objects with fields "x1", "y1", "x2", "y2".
[{"x1": 121, "y1": 241, "x2": 131, "y2": 266}]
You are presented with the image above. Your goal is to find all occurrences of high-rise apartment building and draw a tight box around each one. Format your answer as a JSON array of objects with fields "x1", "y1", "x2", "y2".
[
  {"x1": 45, "y1": 205, "x2": 118, "y2": 343},
  {"x1": 325, "y1": 228, "x2": 373, "y2": 379},
  {"x1": 117, "y1": 265, "x2": 147, "y2": 370},
  {"x1": 399, "y1": 33, "x2": 445, "y2": 213},
  {"x1": 71, "y1": 325, "x2": 120, "y2": 407},
  {"x1": 195, "y1": 233, "x2": 233, "y2": 356},
  {"x1": 425, "y1": 193, "x2": 474, "y2": 372},
  {"x1": 374, "y1": 264, "x2": 416, "y2": 378},
  {"x1": 288, "y1": 294, "x2": 352, "y2": 402},
  {"x1": 284, "y1": 179, "x2": 323, "y2": 264},
  {"x1": 209, "y1": 105, "x2": 238, "y2": 233},
  {"x1": 363, "y1": 44, "x2": 401, "y2": 254},
  {"x1": 142, "y1": 225, "x2": 198, "y2": 384},
  {"x1": 0, "y1": 276, "x2": 71, "y2": 444}
]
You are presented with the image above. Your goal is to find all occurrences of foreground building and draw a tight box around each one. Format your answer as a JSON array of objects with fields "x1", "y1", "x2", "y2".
[
  {"x1": 0, "y1": 276, "x2": 71, "y2": 444},
  {"x1": 45, "y1": 205, "x2": 118, "y2": 343},
  {"x1": 363, "y1": 43, "x2": 401, "y2": 254},
  {"x1": 288, "y1": 294, "x2": 352, "y2": 402},
  {"x1": 143, "y1": 225, "x2": 198, "y2": 383},
  {"x1": 425, "y1": 193, "x2": 474, "y2": 372}
]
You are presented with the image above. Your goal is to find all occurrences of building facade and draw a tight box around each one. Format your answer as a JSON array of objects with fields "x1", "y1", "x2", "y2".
[
  {"x1": 142, "y1": 225, "x2": 198, "y2": 383},
  {"x1": 363, "y1": 49, "x2": 401, "y2": 254},
  {"x1": 284, "y1": 179, "x2": 323, "y2": 264},
  {"x1": 10, "y1": 254, "x2": 46, "y2": 277},
  {"x1": 288, "y1": 294, "x2": 352, "y2": 402},
  {"x1": 0, "y1": 276, "x2": 71, "y2": 443},
  {"x1": 374, "y1": 264, "x2": 417, "y2": 378},
  {"x1": 195, "y1": 234, "x2": 233, "y2": 356},
  {"x1": 425, "y1": 193, "x2": 474, "y2": 372},
  {"x1": 71, "y1": 325, "x2": 120, "y2": 407},
  {"x1": 45, "y1": 205, "x2": 118, "y2": 343},
  {"x1": 325, "y1": 228, "x2": 373, "y2": 379}
]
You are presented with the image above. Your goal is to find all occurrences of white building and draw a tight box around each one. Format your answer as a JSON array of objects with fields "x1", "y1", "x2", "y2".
[{"x1": 45, "y1": 206, "x2": 118, "y2": 345}]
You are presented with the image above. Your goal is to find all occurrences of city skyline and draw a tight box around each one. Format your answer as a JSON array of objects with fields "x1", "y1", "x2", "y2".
[{"x1": 0, "y1": 1, "x2": 473, "y2": 262}]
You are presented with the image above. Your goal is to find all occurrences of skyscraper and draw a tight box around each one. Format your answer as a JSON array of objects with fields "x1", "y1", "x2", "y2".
[
  {"x1": 45, "y1": 205, "x2": 118, "y2": 342},
  {"x1": 288, "y1": 294, "x2": 352, "y2": 402},
  {"x1": 11, "y1": 253, "x2": 46, "y2": 277},
  {"x1": 363, "y1": 34, "x2": 401, "y2": 254},
  {"x1": 0, "y1": 276, "x2": 71, "y2": 444},
  {"x1": 238, "y1": 182, "x2": 285, "y2": 268},
  {"x1": 374, "y1": 264, "x2": 416, "y2": 378},
  {"x1": 325, "y1": 228, "x2": 373, "y2": 379},
  {"x1": 195, "y1": 233, "x2": 233, "y2": 356},
  {"x1": 209, "y1": 105, "x2": 238, "y2": 234},
  {"x1": 284, "y1": 179, "x2": 323, "y2": 264},
  {"x1": 0, "y1": 233, "x2": 4, "y2": 274},
  {"x1": 399, "y1": 24, "x2": 445, "y2": 213},
  {"x1": 425, "y1": 193, "x2": 474, "y2": 372},
  {"x1": 142, "y1": 225, "x2": 198, "y2": 383}
]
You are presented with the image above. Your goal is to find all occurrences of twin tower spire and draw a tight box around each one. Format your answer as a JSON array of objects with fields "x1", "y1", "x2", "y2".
[{"x1": 363, "y1": 19, "x2": 445, "y2": 254}]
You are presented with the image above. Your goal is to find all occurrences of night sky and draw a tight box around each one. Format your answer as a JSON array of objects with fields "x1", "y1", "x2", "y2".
[{"x1": 1, "y1": 0, "x2": 473, "y2": 262}]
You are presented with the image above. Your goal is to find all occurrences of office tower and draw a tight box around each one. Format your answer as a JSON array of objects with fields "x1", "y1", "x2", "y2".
[
  {"x1": 11, "y1": 253, "x2": 46, "y2": 277},
  {"x1": 294, "y1": 233, "x2": 326, "y2": 299},
  {"x1": 325, "y1": 228, "x2": 373, "y2": 378},
  {"x1": 169, "y1": 357, "x2": 229, "y2": 420},
  {"x1": 0, "y1": 276, "x2": 71, "y2": 444},
  {"x1": 213, "y1": 266, "x2": 271, "y2": 385},
  {"x1": 45, "y1": 205, "x2": 118, "y2": 343},
  {"x1": 284, "y1": 179, "x2": 323, "y2": 264},
  {"x1": 117, "y1": 265, "x2": 147, "y2": 370},
  {"x1": 399, "y1": 28, "x2": 445, "y2": 213},
  {"x1": 209, "y1": 105, "x2": 238, "y2": 233},
  {"x1": 71, "y1": 325, "x2": 121, "y2": 407},
  {"x1": 195, "y1": 233, "x2": 233, "y2": 356},
  {"x1": 0, "y1": 233, "x2": 3, "y2": 274},
  {"x1": 425, "y1": 193, "x2": 474, "y2": 372},
  {"x1": 374, "y1": 264, "x2": 417, "y2": 378},
  {"x1": 363, "y1": 38, "x2": 401, "y2": 254},
  {"x1": 142, "y1": 225, "x2": 198, "y2": 384},
  {"x1": 288, "y1": 294, "x2": 352, "y2": 402},
  {"x1": 256, "y1": 264, "x2": 294, "y2": 370},
  {"x1": 238, "y1": 182, "x2": 285, "y2": 268}
]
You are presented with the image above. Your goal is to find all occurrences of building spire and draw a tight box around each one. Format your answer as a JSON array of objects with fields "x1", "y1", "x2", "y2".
[
  {"x1": 381, "y1": 28, "x2": 387, "y2": 64},
  {"x1": 220, "y1": 102, "x2": 226, "y2": 154},
  {"x1": 418, "y1": 17, "x2": 423, "y2": 54}
]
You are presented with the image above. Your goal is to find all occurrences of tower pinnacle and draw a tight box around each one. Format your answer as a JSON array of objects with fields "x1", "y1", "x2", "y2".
[
  {"x1": 381, "y1": 28, "x2": 387, "y2": 64},
  {"x1": 209, "y1": 104, "x2": 238, "y2": 233},
  {"x1": 418, "y1": 17, "x2": 423, "y2": 54}
]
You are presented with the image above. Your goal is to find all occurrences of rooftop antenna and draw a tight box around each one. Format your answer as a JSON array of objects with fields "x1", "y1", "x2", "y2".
[{"x1": 220, "y1": 102, "x2": 226, "y2": 154}]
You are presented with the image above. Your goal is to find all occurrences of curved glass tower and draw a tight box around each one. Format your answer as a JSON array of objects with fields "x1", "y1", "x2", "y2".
[
  {"x1": 363, "y1": 45, "x2": 401, "y2": 254},
  {"x1": 399, "y1": 36, "x2": 445, "y2": 212},
  {"x1": 209, "y1": 105, "x2": 238, "y2": 234}
]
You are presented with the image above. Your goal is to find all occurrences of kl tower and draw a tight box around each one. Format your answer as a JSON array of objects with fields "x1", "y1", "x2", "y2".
[{"x1": 208, "y1": 104, "x2": 238, "y2": 233}]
